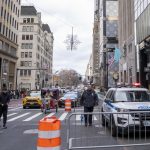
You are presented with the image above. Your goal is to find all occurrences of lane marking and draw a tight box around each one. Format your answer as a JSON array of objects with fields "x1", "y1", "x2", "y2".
[
  {"x1": 8, "y1": 113, "x2": 30, "y2": 122},
  {"x1": 23, "y1": 112, "x2": 42, "y2": 121},
  {"x1": 59, "y1": 112, "x2": 68, "y2": 121}
]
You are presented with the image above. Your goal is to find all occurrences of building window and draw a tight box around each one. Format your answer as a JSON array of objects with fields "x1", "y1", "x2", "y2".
[
  {"x1": 20, "y1": 70, "x2": 23, "y2": 76},
  {"x1": 0, "y1": 40, "x2": 3, "y2": 49},
  {"x1": 1, "y1": 7, "x2": 3, "y2": 17},
  {"x1": 0, "y1": 22, "x2": 2, "y2": 33},
  {"x1": 25, "y1": 52, "x2": 28, "y2": 58},
  {"x1": 24, "y1": 70, "x2": 27, "y2": 76},
  {"x1": 26, "y1": 35, "x2": 29, "y2": 40},
  {"x1": 28, "y1": 61, "x2": 32, "y2": 67},
  {"x1": 29, "y1": 52, "x2": 32, "y2": 58},
  {"x1": 28, "y1": 70, "x2": 31, "y2": 76},
  {"x1": 24, "y1": 61, "x2": 28, "y2": 67},
  {"x1": 23, "y1": 18, "x2": 26, "y2": 23},
  {"x1": 22, "y1": 35, "x2": 25, "y2": 40},
  {"x1": 31, "y1": 18, "x2": 34, "y2": 23},
  {"x1": 20, "y1": 61, "x2": 24, "y2": 66},
  {"x1": 30, "y1": 35, "x2": 33, "y2": 40},
  {"x1": 21, "y1": 52, "x2": 24, "y2": 58},
  {"x1": 27, "y1": 18, "x2": 30, "y2": 23}
]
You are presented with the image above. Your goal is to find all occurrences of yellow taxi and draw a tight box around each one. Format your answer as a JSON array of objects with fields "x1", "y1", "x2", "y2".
[{"x1": 22, "y1": 91, "x2": 42, "y2": 109}]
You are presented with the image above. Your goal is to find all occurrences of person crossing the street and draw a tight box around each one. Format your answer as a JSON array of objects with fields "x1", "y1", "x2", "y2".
[
  {"x1": 0, "y1": 84, "x2": 10, "y2": 129},
  {"x1": 80, "y1": 83, "x2": 98, "y2": 127}
]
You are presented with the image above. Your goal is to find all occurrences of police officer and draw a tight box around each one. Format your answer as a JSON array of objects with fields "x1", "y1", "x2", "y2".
[
  {"x1": 0, "y1": 84, "x2": 10, "y2": 129},
  {"x1": 80, "y1": 84, "x2": 98, "y2": 126}
]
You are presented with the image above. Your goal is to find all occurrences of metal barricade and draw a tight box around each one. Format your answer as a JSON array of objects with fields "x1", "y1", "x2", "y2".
[{"x1": 67, "y1": 111, "x2": 150, "y2": 149}]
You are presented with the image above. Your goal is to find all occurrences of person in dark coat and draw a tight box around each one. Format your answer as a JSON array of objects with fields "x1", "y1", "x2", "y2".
[
  {"x1": 0, "y1": 84, "x2": 10, "y2": 129},
  {"x1": 80, "y1": 84, "x2": 98, "y2": 126}
]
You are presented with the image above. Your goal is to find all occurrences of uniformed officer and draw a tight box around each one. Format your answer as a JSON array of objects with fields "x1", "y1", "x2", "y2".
[{"x1": 80, "y1": 84, "x2": 98, "y2": 126}]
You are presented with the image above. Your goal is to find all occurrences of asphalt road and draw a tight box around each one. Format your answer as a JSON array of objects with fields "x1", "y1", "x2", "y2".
[{"x1": 0, "y1": 102, "x2": 150, "y2": 150}]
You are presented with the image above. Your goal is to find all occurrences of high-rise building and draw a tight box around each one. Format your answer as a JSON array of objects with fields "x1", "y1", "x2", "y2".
[
  {"x1": 118, "y1": 0, "x2": 136, "y2": 85},
  {"x1": 17, "y1": 6, "x2": 53, "y2": 90},
  {"x1": 0, "y1": 0, "x2": 21, "y2": 90},
  {"x1": 99, "y1": 0, "x2": 118, "y2": 89},
  {"x1": 92, "y1": 0, "x2": 100, "y2": 86},
  {"x1": 135, "y1": 0, "x2": 150, "y2": 89}
]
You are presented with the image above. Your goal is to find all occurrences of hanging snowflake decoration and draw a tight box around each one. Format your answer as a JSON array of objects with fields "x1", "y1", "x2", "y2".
[{"x1": 64, "y1": 28, "x2": 81, "y2": 51}]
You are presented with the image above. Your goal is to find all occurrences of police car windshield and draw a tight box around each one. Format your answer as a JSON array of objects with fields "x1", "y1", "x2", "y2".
[{"x1": 115, "y1": 91, "x2": 150, "y2": 102}]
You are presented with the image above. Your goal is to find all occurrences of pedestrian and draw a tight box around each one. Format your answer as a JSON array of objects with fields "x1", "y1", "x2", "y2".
[
  {"x1": 0, "y1": 84, "x2": 10, "y2": 129},
  {"x1": 80, "y1": 84, "x2": 98, "y2": 127}
]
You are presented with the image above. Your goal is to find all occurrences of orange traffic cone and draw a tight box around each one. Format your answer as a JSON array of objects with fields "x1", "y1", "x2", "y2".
[
  {"x1": 65, "y1": 99, "x2": 71, "y2": 112},
  {"x1": 37, "y1": 116, "x2": 61, "y2": 150}
]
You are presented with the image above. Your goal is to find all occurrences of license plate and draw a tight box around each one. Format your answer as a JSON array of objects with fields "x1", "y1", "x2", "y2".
[{"x1": 143, "y1": 121, "x2": 150, "y2": 126}]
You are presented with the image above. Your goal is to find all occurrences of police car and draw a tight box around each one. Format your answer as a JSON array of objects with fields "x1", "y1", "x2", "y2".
[{"x1": 101, "y1": 85, "x2": 150, "y2": 136}]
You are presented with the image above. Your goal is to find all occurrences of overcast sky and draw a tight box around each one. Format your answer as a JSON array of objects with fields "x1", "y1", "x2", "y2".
[{"x1": 22, "y1": 0, "x2": 94, "y2": 75}]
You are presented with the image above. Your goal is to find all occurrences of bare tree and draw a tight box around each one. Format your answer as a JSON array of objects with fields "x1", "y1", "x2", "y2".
[{"x1": 58, "y1": 69, "x2": 81, "y2": 87}]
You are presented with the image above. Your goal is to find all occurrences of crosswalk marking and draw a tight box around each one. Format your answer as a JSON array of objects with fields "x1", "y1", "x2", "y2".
[
  {"x1": 40, "y1": 112, "x2": 55, "y2": 120},
  {"x1": 8, "y1": 113, "x2": 30, "y2": 122},
  {"x1": 59, "y1": 112, "x2": 68, "y2": 121},
  {"x1": 23, "y1": 112, "x2": 42, "y2": 121},
  {"x1": 8, "y1": 113, "x2": 18, "y2": 117},
  {"x1": 9, "y1": 106, "x2": 22, "y2": 111}
]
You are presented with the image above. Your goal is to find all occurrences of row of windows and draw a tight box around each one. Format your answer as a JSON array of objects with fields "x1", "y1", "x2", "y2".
[
  {"x1": 22, "y1": 35, "x2": 33, "y2": 40},
  {"x1": 20, "y1": 61, "x2": 32, "y2": 67},
  {"x1": 21, "y1": 43, "x2": 33, "y2": 49},
  {"x1": 1, "y1": 7, "x2": 19, "y2": 29},
  {"x1": 0, "y1": 40, "x2": 17, "y2": 56},
  {"x1": 21, "y1": 52, "x2": 32, "y2": 58},
  {"x1": 22, "y1": 26, "x2": 34, "y2": 32},
  {"x1": 1, "y1": 0, "x2": 20, "y2": 17},
  {"x1": 23, "y1": 18, "x2": 34, "y2": 24},
  {"x1": 20, "y1": 70, "x2": 31, "y2": 76},
  {"x1": 0, "y1": 23, "x2": 18, "y2": 43}
]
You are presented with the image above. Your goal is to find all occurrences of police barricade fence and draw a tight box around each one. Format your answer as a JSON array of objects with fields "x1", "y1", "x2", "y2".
[{"x1": 66, "y1": 111, "x2": 150, "y2": 149}]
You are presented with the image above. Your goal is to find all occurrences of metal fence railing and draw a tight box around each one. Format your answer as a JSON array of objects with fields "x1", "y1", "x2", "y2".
[{"x1": 66, "y1": 111, "x2": 150, "y2": 149}]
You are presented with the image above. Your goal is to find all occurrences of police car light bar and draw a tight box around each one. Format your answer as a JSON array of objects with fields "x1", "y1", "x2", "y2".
[{"x1": 132, "y1": 82, "x2": 141, "y2": 87}]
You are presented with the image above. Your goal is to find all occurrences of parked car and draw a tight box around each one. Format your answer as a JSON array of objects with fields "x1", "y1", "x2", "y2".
[
  {"x1": 58, "y1": 92, "x2": 79, "y2": 107},
  {"x1": 22, "y1": 91, "x2": 42, "y2": 109},
  {"x1": 101, "y1": 87, "x2": 150, "y2": 136}
]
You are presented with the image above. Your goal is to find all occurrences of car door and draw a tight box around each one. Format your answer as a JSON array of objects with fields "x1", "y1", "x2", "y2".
[{"x1": 103, "y1": 90, "x2": 113, "y2": 119}]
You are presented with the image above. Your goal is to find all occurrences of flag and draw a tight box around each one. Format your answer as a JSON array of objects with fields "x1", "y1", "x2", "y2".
[
  {"x1": 108, "y1": 56, "x2": 114, "y2": 68},
  {"x1": 114, "y1": 48, "x2": 121, "y2": 62}
]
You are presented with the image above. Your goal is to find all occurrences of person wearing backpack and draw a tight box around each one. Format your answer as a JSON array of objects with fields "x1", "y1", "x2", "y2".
[{"x1": 80, "y1": 84, "x2": 98, "y2": 127}]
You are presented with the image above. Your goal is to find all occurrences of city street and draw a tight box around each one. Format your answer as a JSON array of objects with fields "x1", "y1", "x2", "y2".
[{"x1": 0, "y1": 100, "x2": 150, "y2": 150}]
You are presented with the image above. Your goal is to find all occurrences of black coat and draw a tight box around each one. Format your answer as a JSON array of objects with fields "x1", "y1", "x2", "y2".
[
  {"x1": 0, "y1": 92, "x2": 10, "y2": 105},
  {"x1": 80, "y1": 89, "x2": 98, "y2": 107}
]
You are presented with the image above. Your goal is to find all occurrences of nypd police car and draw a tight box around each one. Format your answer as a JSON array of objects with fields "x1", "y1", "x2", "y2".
[{"x1": 101, "y1": 87, "x2": 150, "y2": 136}]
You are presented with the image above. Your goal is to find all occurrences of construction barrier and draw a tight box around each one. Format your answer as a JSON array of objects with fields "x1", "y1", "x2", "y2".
[
  {"x1": 65, "y1": 99, "x2": 71, "y2": 112},
  {"x1": 37, "y1": 116, "x2": 61, "y2": 150}
]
